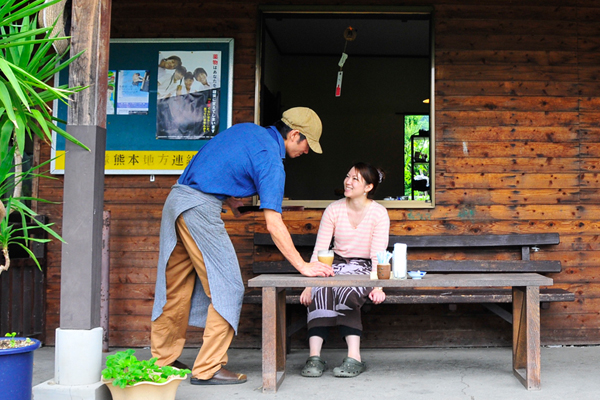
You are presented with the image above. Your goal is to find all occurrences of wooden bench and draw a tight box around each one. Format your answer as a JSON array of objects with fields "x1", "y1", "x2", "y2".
[
  {"x1": 248, "y1": 232, "x2": 573, "y2": 324},
  {"x1": 246, "y1": 232, "x2": 574, "y2": 392},
  {"x1": 249, "y1": 273, "x2": 552, "y2": 392}
]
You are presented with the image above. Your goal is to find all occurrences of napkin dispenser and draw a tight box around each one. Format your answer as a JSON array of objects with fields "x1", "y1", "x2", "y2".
[{"x1": 392, "y1": 243, "x2": 407, "y2": 279}]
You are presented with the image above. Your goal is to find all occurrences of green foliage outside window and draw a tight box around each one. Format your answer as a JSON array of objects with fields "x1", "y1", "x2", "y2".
[{"x1": 404, "y1": 115, "x2": 430, "y2": 198}]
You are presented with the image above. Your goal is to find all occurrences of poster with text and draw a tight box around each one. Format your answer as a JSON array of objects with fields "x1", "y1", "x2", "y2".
[
  {"x1": 156, "y1": 50, "x2": 221, "y2": 139},
  {"x1": 116, "y1": 69, "x2": 150, "y2": 115},
  {"x1": 107, "y1": 70, "x2": 116, "y2": 114}
]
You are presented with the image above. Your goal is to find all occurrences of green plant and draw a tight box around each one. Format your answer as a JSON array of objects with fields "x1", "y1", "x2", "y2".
[
  {"x1": 403, "y1": 115, "x2": 430, "y2": 197},
  {"x1": 2, "y1": 332, "x2": 31, "y2": 348},
  {"x1": 0, "y1": 0, "x2": 89, "y2": 275},
  {"x1": 102, "y1": 349, "x2": 191, "y2": 388},
  {"x1": 4, "y1": 332, "x2": 17, "y2": 347}
]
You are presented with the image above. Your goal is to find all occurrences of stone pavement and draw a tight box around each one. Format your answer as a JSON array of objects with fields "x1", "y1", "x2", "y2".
[{"x1": 33, "y1": 345, "x2": 600, "y2": 399}]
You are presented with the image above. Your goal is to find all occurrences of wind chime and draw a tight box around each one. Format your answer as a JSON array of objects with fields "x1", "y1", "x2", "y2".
[{"x1": 335, "y1": 26, "x2": 357, "y2": 97}]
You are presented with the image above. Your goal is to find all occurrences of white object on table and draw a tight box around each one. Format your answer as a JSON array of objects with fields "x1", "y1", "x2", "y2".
[
  {"x1": 392, "y1": 243, "x2": 407, "y2": 279},
  {"x1": 370, "y1": 268, "x2": 378, "y2": 280}
]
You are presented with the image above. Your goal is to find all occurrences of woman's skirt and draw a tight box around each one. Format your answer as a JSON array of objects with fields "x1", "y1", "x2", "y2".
[{"x1": 306, "y1": 255, "x2": 372, "y2": 331}]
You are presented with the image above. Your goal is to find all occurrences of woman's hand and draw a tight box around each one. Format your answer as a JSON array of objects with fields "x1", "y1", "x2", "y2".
[
  {"x1": 300, "y1": 287, "x2": 312, "y2": 306},
  {"x1": 369, "y1": 288, "x2": 386, "y2": 304}
]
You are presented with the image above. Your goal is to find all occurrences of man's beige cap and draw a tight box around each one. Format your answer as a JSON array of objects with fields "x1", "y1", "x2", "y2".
[{"x1": 281, "y1": 107, "x2": 323, "y2": 154}]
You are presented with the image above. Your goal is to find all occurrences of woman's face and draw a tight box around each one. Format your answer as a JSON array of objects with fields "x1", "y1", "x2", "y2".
[
  {"x1": 196, "y1": 72, "x2": 208, "y2": 86},
  {"x1": 161, "y1": 59, "x2": 179, "y2": 69},
  {"x1": 344, "y1": 167, "x2": 371, "y2": 199},
  {"x1": 173, "y1": 71, "x2": 184, "y2": 81}
]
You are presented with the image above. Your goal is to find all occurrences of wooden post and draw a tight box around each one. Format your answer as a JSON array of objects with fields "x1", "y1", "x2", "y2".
[
  {"x1": 41, "y1": 0, "x2": 113, "y2": 396},
  {"x1": 101, "y1": 211, "x2": 111, "y2": 352},
  {"x1": 276, "y1": 289, "x2": 287, "y2": 370},
  {"x1": 68, "y1": 0, "x2": 112, "y2": 128},
  {"x1": 59, "y1": 0, "x2": 111, "y2": 330},
  {"x1": 513, "y1": 286, "x2": 541, "y2": 390},
  {"x1": 262, "y1": 287, "x2": 287, "y2": 393}
]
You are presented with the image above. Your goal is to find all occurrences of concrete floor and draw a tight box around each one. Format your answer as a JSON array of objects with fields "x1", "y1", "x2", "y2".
[{"x1": 33, "y1": 345, "x2": 600, "y2": 400}]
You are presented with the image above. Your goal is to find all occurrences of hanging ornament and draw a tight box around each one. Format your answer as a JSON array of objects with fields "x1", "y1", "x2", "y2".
[
  {"x1": 336, "y1": 26, "x2": 357, "y2": 97},
  {"x1": 344, "y1": 26, "x2": 357, "y2": 41}
]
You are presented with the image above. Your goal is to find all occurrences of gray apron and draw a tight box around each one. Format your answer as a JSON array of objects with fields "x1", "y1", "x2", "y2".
[{"x1": 151, "y1": 184, "x2": 244, "y2": 333}]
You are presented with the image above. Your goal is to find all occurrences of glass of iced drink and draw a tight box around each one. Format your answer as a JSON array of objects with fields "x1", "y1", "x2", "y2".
[{"x1": 317, "y1": 250, "x2": 334, "y2": 266}]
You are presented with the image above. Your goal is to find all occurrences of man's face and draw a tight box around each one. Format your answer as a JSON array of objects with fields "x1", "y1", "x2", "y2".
[{"x1": 285, "y1": 131, "x2": 310, "y2": 158}]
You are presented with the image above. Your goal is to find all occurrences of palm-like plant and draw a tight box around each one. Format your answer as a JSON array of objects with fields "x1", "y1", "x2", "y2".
[{"x1": 0, "y1": 0, "x2": 89, "y2": 274}]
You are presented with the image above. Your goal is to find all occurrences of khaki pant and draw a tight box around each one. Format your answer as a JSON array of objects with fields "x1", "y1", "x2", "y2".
[{"x1": 151, "y1": 215, "x2": 234, "y2": 379}]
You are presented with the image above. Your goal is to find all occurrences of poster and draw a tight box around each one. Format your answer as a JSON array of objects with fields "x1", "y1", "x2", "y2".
[
  {"x1": 51, "y1": 38, "x2": 234, "y2": 175},
  {"x1": 116, "y1": 69, "x2": 150, "y2": 115},
  {"x1": 107, "y1": 70, "x2": 116, "y2": 115},
  {"x1": 156, "y1": 50, "x2": 221, "y2": 139}
]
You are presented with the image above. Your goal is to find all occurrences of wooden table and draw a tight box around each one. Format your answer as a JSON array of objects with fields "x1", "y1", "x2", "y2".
[{"x1": 247, "y1": 273, "x2": 553, "y2": 392}]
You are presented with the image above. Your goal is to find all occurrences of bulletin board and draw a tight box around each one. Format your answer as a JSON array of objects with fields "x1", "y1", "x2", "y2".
[{"x1": 51, "y1": 38, "x2": 234, "y2": 175}]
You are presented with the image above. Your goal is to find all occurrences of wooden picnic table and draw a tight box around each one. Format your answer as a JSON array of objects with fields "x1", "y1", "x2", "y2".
[{"x1": 247, "y1": 273, "x2": 553, "y2": 393}]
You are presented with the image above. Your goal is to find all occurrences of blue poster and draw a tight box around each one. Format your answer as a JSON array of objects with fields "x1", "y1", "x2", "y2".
[{"x1": 117, "y1": 69, "x2": 150, "y2": 115}]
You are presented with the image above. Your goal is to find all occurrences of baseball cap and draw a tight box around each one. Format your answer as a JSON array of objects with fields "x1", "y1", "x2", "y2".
[{"x1": 281, "y1": 107, "x2": 323, "y2": 154}]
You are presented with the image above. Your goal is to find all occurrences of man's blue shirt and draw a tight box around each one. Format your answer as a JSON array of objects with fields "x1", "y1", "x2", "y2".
[{"x1": 178, "y1": 123, "x2": 286, "y2": 213}]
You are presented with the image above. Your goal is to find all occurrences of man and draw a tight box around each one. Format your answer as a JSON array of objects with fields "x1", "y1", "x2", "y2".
[{"x1": 150, "y1": 107, "x2": 334, "y2": 385}]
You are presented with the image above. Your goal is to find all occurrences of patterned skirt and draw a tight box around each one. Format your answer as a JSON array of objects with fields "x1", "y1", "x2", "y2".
[{"x1": 306, "y1": 254, "x2": 373, "y2": 331}]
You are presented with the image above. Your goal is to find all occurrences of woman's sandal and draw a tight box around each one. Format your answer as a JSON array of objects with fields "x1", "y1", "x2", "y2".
[
  {"x1": 301, "y1": 356, "x2": 327, "y2": 377},
  {"x1": 332, "y1": 357, "x2": 366, "y2": 377}
]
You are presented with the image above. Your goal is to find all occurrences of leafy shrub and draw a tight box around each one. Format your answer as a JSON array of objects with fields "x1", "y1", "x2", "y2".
[{"x1": 101, "y1": 349, "x2": 191, "y2": 388}]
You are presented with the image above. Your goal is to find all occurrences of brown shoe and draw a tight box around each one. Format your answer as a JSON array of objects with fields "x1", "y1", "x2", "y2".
[
  {"x1": 190, "y1": 368, "x2": 247, "y2": 385},
  {"x1": 169, "y1": 360, "x2": 190, "y2": 370}
]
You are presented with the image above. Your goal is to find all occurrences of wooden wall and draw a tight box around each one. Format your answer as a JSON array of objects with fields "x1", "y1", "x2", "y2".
[{"x1": 38, "y1": 0, "x2": 600, "y2": 348}]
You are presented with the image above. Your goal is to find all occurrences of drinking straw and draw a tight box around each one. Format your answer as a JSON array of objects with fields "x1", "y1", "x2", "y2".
[{"x1": 376, "y1": 251, "x2": 393, "y2": 264}]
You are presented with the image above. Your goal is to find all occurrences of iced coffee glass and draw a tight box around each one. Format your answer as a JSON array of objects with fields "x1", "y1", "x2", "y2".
[{"x1": 317, "y1": 250, "x2": 334, "y2": 266}]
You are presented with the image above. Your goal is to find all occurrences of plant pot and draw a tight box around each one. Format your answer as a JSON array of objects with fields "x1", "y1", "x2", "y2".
[
  {"x1": 101, "y1": 374, "x2": 186, "y2": 400},
  {"x1": 0, "y1": 338, "x2": 41, "y2": 400}
]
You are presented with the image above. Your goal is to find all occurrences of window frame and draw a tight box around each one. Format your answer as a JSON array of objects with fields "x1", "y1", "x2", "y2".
[{"x1": 255, "y1": 5, "x2": 435, "y2": 209}]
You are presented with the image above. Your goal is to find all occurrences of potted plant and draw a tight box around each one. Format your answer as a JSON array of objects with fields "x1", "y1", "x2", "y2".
[
  {"x1": 0, "y1": 0, "x2": 88, "y2": 276},
  {"x1": 0, "y1": 333, "x2": 41, "y2": 400},
  {"x1": 101, "y1": 349, "x2": 191, "y2": 400},
  {"x1": 0, "y1": 0, "x2": 89, "y2": 399}
]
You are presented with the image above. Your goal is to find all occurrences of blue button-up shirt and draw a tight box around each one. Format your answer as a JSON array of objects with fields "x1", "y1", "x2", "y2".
[{"x1": 178, "y1": 123, "x2": 286, "y2": 213}]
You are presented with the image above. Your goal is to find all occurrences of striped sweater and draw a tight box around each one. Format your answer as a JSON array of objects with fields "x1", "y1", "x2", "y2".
[{"x1": 310, "y1": 198, "x2": 390, "y2": 267}]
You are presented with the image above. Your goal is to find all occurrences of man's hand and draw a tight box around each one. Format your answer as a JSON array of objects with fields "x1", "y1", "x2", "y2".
[
  {"x1": 369, "y1": 288, "x2": 386, "y2": 304},
  {"x1": 224, "y1": 197, "x2": 247, "y2": 218},
  {"x1": 263, "y1": 209, "x2": 334, "y2": 277},
  {"x1": 300, "y1": 287, "x2": 312, "y2": 306},
  {"x1": 297, "y1": 261, "x2": 334, "y2": 277}
]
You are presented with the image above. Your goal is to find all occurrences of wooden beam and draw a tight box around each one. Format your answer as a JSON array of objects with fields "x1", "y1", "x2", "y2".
[
  {"x1": 254, "y1": 232, "x2": 560, "y2": 248},
  {"x1": 69, "y1": 0, "x2": 112, "y2": 127},
  {"x1": 60, "y1": 0, "x2": 111, "y2": 329},
  {"x1": 513, "y1": 286, "x2": 541, "y2": 390}
]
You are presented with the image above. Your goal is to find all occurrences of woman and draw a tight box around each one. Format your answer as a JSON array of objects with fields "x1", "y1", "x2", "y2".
[
  {"x1": 300, "y1": 162, "x2": 390, "y2": 378},
  {"x1": 177, "y1": 72, "x2": 195, "y2": 96}
]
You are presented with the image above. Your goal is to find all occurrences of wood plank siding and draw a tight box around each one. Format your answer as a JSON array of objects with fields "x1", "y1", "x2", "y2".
[{"x1": 37, "y1": 0, "x2": 600, "y2": 348}]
